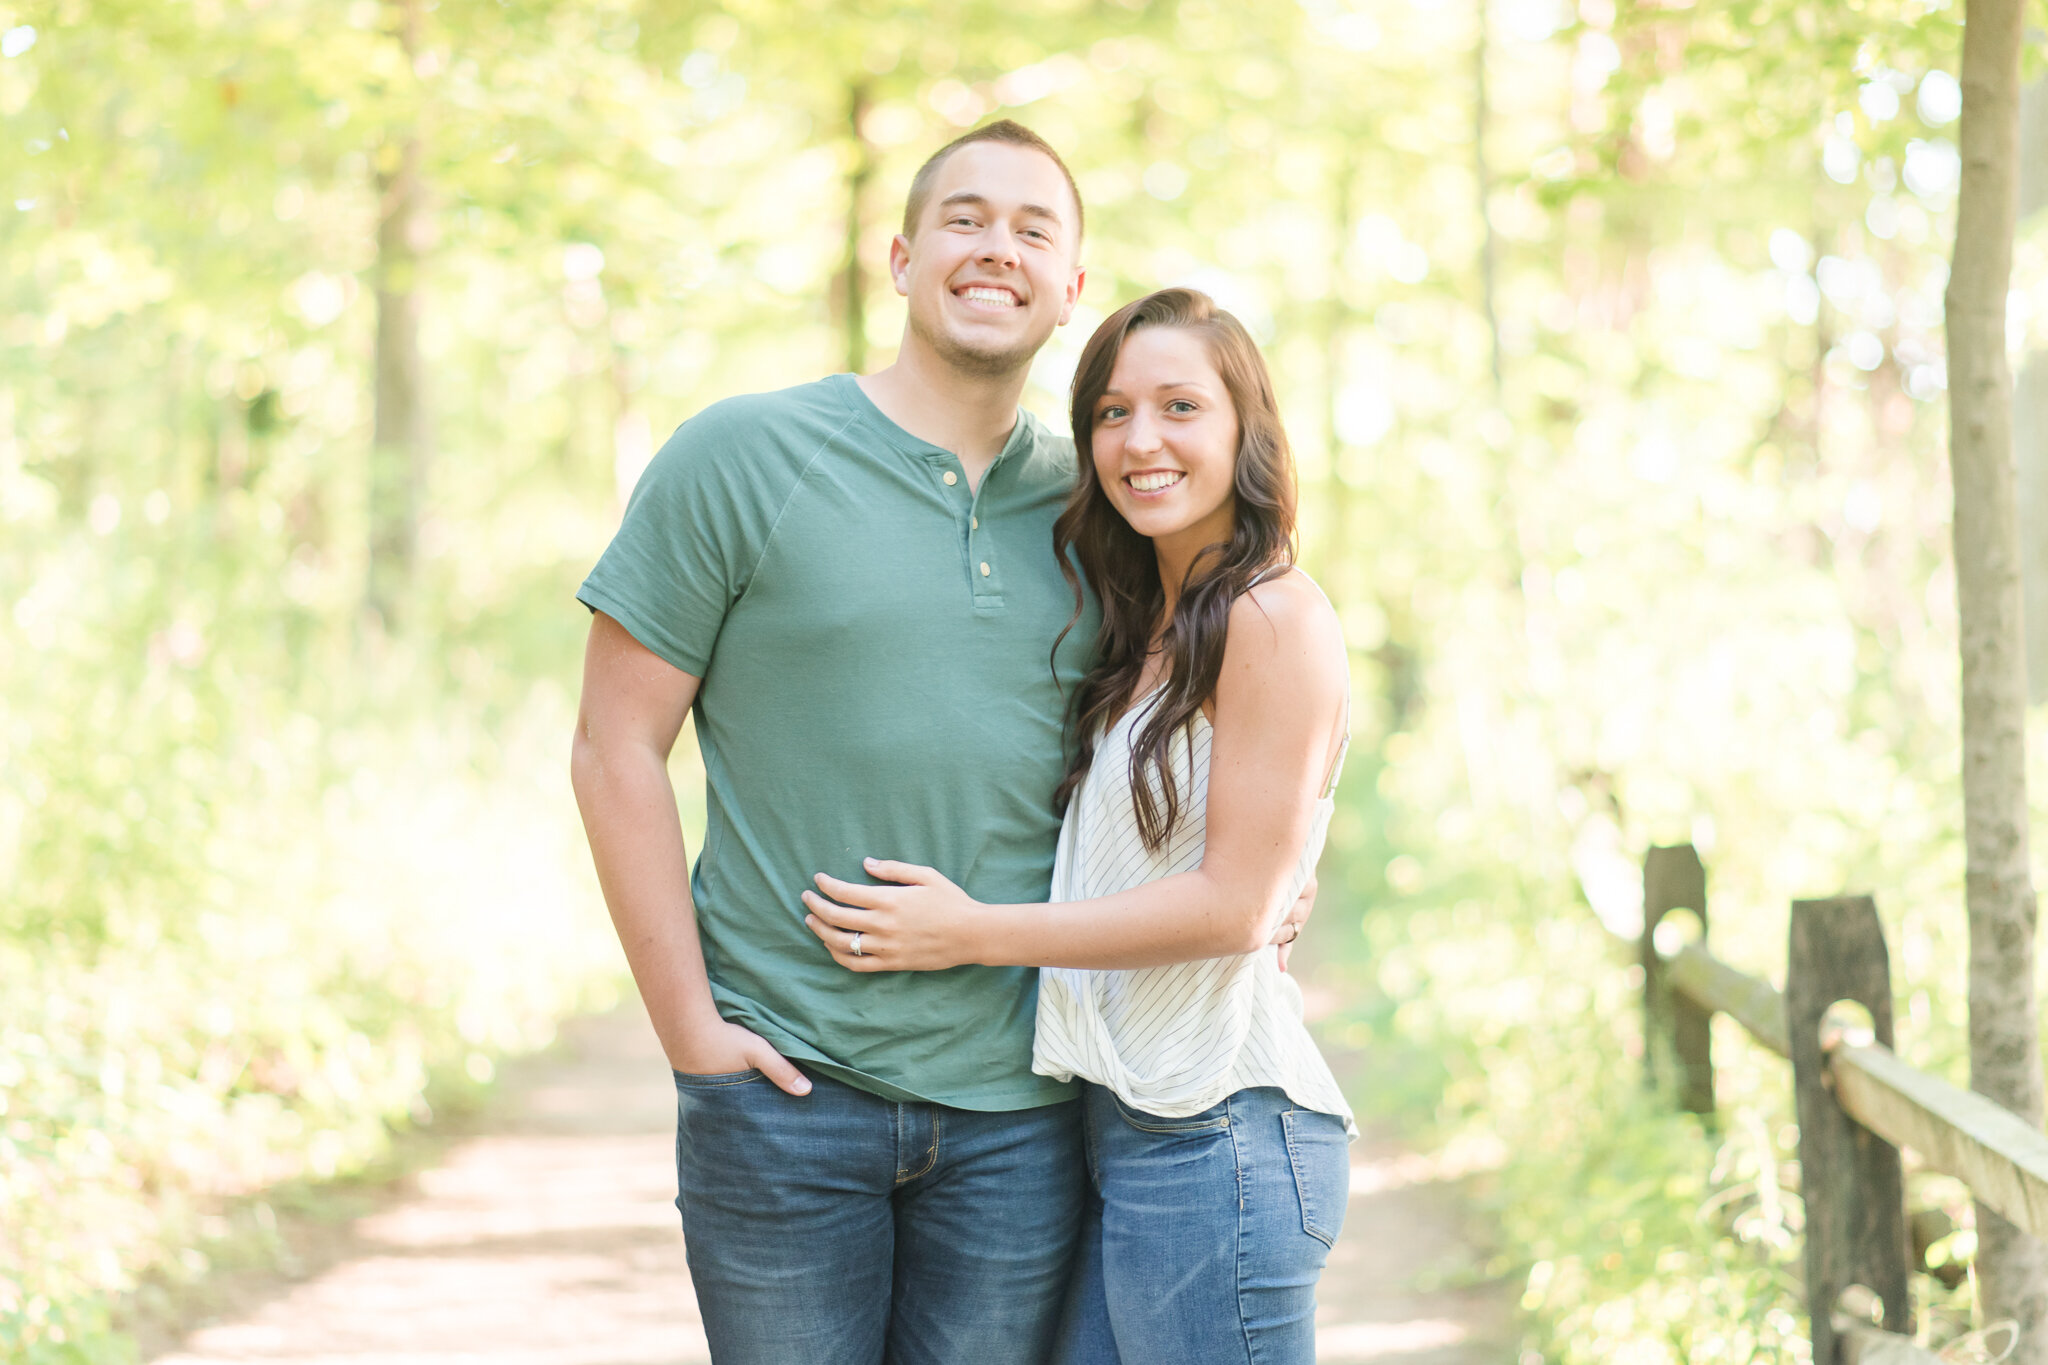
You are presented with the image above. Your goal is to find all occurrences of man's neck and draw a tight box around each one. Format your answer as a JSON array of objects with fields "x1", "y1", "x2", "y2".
[{"x1": 857, "y1": 341, "x2": 1030, "y2": 490}]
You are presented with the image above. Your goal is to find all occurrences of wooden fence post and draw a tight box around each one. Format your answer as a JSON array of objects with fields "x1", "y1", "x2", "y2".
[
  {"x1": 1643, "y1": 843, "x2": 1713, "y2": 1114},
  {"x1": 1788, "y1": 896, "x2": 1914, "y2": 1361}
]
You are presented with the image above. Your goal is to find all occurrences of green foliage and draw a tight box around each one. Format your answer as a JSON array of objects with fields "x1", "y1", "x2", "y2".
[
  {"x1": 1347, "y1": 876, "x2": 1816, "y2": 1363},
  {"x1": 0, "y1": 498, "x2": 625, "y2": 1359},
  {"x1": 6, "y1": 0, "x2": 2048, "y2": 1357},
  {"x1": 1321, "y1": 814, "x2": 2006, "y2": 1359}
]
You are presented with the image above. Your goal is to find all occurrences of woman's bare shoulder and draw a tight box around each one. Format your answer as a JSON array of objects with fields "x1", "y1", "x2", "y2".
[
  {"x1": 1229, "y1": 567, "x2": 1344, "y2": 656},
  {"x1": 1219, "y1": 567, "x2": 1347, "y2": 710}
]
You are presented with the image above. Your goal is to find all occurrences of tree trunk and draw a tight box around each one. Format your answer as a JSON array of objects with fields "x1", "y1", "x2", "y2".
[
  {"x1": 840, "y1": 82, "x2": 874, "y2": 375},
  {"x1": 1812, "y1": 210, "x2": 1831, "y2": 465},
  {"x1": 1948, "y1": 0, "x2": 2048, "y2": 1353},
  {"x1": 1473, "y1": 0, "x2": 1502, "y2": 402},
  {"x1": 2019, "y1": 336, "x2": 2048, "y2": 706},
  {"x1": 2019, "y1": 349, "x2": 2048, "y2": 703},
  {"x1": 1319, "y1": 148, "x2": 1355, "y2": 576},
  {"x1": 369, "y1": 0, "x2": 429, "y2": 627},
  {"x1": 2014, "y1": 78, "x2": 2048, "y2": 702}
]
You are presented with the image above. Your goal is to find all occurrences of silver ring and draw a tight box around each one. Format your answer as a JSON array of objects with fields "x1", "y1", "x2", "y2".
[{"x1": 849, "y1": 931, "x2": 864, "y2": 957}]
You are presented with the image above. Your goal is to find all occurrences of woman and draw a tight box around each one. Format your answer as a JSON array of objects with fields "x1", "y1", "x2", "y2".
[{"x1": 801, "y1": 288, "x2": 1353, "y2": 1364}]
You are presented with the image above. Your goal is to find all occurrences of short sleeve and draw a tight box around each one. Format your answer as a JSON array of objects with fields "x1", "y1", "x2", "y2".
[{"x1": 575, "y1": 407, "x2": 779, "y2": 678}]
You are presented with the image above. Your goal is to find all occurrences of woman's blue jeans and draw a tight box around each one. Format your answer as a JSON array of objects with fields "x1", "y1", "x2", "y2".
[
  {"x1": 672, "y1": 1064, "x2": 1083, "y2": 1365},
  {"x1": 1055, "y1": 1083, "x2": 1351, "y2": 1365}
]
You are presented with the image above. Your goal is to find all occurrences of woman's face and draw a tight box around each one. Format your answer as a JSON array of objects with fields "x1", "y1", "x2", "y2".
[{"x1": 1088, "y1": 325, "x2": 1239, "y2": 555}]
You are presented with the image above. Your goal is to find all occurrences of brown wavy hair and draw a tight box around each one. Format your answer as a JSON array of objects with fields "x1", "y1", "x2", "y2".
[{"x1": 1052, "y1": 288, "x2": 1298, "y2": 850}]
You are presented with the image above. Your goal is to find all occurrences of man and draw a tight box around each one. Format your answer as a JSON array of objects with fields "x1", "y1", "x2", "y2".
[{"x1": 571, "y1": 121, "x2": 1307, "y2": 1362}]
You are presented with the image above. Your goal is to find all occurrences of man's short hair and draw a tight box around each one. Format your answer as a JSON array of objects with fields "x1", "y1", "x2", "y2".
[{"x1": 900, "y1": 119, "x2": 1085, "y2": 247}]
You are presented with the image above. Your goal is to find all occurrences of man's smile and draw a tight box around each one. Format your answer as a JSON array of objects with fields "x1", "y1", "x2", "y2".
[{"x1": 955, "y1": 283, "x2": 1023, "y2": 309}]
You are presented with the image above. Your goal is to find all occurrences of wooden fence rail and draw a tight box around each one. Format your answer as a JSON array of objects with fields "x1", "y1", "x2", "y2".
[{"x1": 1619, "y1": 844, "x2": 2048, "y2": 1362}]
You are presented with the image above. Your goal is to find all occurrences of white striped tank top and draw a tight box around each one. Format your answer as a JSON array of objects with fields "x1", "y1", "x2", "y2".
[{"x1": 1031, "y1": 683, "x2": 1357, "y2": 1134}]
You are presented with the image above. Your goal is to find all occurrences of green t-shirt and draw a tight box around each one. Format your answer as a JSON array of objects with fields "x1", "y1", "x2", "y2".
[{"x1": 577, "y1": 373, "x2": 1097, "y2": 1110}]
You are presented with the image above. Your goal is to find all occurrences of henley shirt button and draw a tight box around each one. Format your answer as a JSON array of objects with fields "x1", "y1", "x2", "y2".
[
  {"x1": 979, "y1": 561, "x2": 991, "y2": 577},
  {"x1": 971, "y1": 516, "x2": 978, "y2": 529},
  {"x1": 942, "y1": 471, "x2": 958, "y2": 486}
]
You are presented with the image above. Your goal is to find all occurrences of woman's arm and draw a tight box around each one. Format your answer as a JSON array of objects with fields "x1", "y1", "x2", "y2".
[{"x1": 801, "y1": 574, "x2": 1348, "y2": 971}]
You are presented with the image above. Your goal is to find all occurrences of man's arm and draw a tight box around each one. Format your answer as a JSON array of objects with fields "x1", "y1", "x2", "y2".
[{"x1": 570, "y1": 610, "x2": 810, "y2": 1095}]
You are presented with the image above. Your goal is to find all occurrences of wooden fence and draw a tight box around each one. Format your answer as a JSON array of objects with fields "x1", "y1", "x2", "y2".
[{"x1": 1625, "y1": 844, "x2": 2048, "y2": 1364}]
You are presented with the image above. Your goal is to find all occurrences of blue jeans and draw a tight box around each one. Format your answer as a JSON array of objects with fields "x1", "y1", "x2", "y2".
[
  {"x1": 672, "y1": 1065, "x2": 1084, "y2": 1364},
  {"x1": 1055, "y1": 1084, "x2": 1350, "y2": 1365}
]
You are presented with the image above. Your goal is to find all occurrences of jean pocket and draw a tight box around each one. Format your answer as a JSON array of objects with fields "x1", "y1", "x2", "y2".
[
  {"x1": 1108, "y1": 1091, "x2": 1232, "y2": 1134},
  {"x1": 1281, "y1": 1109, "x2": 1350, "y2": 1248},
  {"x1": 671, "y1": 1067, "x2": 765, "y2": 1089}
]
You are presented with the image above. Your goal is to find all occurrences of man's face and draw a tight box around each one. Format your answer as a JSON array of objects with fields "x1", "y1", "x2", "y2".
[{"x1": 891, "y1": 142, "x2": 1085, "y2": 379}]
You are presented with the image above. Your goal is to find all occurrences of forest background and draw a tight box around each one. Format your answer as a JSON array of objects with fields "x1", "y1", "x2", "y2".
[{"x1": 6, "y1": 0, "x2": 2048, "y2": 1360}]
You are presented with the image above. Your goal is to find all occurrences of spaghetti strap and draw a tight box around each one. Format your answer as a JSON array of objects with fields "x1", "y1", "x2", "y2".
[{"x1": 1319, "y1": 730, "x2": 1351, "y2": 800}]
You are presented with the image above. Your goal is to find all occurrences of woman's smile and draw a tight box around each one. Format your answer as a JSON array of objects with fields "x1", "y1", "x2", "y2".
[{"x1": 1124, "y1": 468, "x2": 1186, "y2": 495}]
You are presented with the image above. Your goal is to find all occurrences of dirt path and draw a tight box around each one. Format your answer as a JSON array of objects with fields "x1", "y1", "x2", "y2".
[
  {"x1": 1321, "y1": 1134, "x2": 1514, "y2": 1364},
  {"x1": 150, "y1": 1005, "x2": 1514, "y2": 1365}
]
